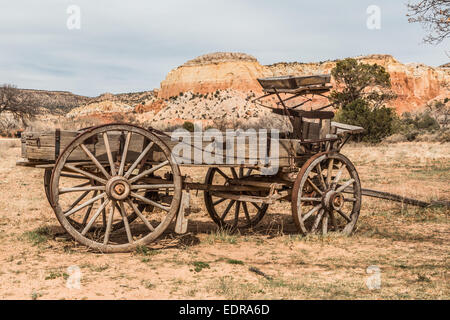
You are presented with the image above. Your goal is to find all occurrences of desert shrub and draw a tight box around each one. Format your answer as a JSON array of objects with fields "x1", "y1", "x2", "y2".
[
  {"x1": 384, "y1": 133, "x2": 408, "y2": 143},
  {"x1": 334, "y1": 99, "x2": 396, "y2": 143},
  {"x1": 390, "y1": 111, "x2": 442, "y2": 142},
  {"x1": 437, "y1": 129, "x2": 450, "y2": 142},
  {"x1": 400, "y1": 111, "x2": 440, "y2": 131},
  {"x1": 182, "y1": 121, "x2": 195, "y2": 132}
]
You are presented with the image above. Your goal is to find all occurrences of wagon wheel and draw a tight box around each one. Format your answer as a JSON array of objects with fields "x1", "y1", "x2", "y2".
[
  {"x1": 204, "y1": 167, "x2": 269, "y2": 231},
  {"x1": 45, "y1": 168, "x2": 142, "y2": 231},
  {"x1": 291, "y1": 152, "x2": 361, "y2": 235},
  {"x1": 49, "y1": 123, "x2": 182, "y2": 253}
]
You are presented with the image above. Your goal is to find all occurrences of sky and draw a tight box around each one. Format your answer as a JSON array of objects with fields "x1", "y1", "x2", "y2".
[{"x1": 0, "y1": 0, "x2": 448, "y2": 97}]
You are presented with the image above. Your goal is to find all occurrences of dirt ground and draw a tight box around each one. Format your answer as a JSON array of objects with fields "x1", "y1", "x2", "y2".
[{"x1": 0, "y1": 139, "x2": 448, "y2": 300}]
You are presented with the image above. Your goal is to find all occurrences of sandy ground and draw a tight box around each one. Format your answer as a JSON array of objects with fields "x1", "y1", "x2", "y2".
[{"x1": 0, "y1": 140, "x2": 448, "y2": 300}]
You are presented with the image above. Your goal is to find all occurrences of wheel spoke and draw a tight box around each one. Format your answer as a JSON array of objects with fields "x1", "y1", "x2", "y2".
[
  {"x1": 118, "y1": 131, "x2": 132, "y2": 176},
  {"x1": 81, "y1": 191, "x2": 98, "y2": 227},
  {"x1": 128, "y1": 160, "x2": 169, "y2": 184},
  {"x1": 65, "y1": 190, "x2": 90, "y2": 213},
  {"x1": 336, "y1": 208, "x2": 352, "y2": 222},
  {"x1": 213, "y1": 197, "x2": 227, "y2": 206},
  {"x1": 131, "y1": 184, "x2": 174, "y2": 190},
  {"x1": 230, "y1": 167, "x2": 238, "y2": 180},
  {"x1": 215, "y1": 168, "x2": 230, "y2": 181},
  {"x1": 59, "y1": 186, "x2": 105, "y2": 194},
  {"x1": 65, "y1": 192, "x2": 106, "y2": 217},
  {"x1": 232, "y1": 201, "x2": 241, "y2": 228},
  {"x1": 81, "y1": 198, "x2": 110, "y2": 235},
  {"x1": 302, "y1": 204, "x2": 322, "y2": 222},
  {"x1": 311, "y1": 209, "x2": 324, "y2": 233},
  {"x1": 118, "y1": 201, "x2": 133, "y2": 244},
  {"x1": 251, "y1": 202, "x2": 262, "y2": 211},
  {"x1": 316, "y1": 162, "x2": 327, "y2": 190},
  {"x1": 80, "y1": 144, "x2": 111, "y2": 179},
  {"x1": 332, "y1": 164, "x2": 346, "y2": 188},
  {"x1": 306, "y1": 178, "x2": 323, "y2": 195},
  {"x1": 103, "y1": 201, "x2": 115, "y2": 245},
  {"x1": 130, "y1": 192, "x2": 170, "y2": 212},
  {"x1": 60, "y1": 173, "x2": 90, "y2": 180},
  {"x1": 72, "y1": 181, "x2": 91, "y2": 188},
  {"x1": 322, "y1": 212, "x2": 328, "y2": 235},
  {"x1": 326, "y1": 158, "x2": 334, "y2": 187},
  {"x1": 124, "y1": 142, "x2": 154, "y2": 179},
  {"x1": 335, "y1": 179, "x2": 355, "y2": 193},
  {"x1": 64, "y1": 164, "x2": 107, "y2": 185},
  {"x1": 330, "y1": 210, "x2": 338, "y2": 231},
  {"x1": 103, "y1": 132, "x2": 117, "y2": 176},
  {"x1": 220, "y1": 200, "x2": 235, "y2": 221},
  {"x1": 300, "y1": 197, "x2": 322, "y2": 202},
  {"x1": 242, "y1": 202, "x2": 251, "y2": 223},
  {"x1": 98, "y1": 197, "x2": 106, "y2": 229},
  {"x1": 127, "y1": 199, "x2": 155, "y2": 232}
]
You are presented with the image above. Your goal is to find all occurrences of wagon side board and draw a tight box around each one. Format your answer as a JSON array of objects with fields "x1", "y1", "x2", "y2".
[{"x1": 20, "y1": 130, "x2": 305, "y2": 168}]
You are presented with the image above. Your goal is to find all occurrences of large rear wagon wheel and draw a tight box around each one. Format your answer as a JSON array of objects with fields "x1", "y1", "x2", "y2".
[
  {"x1": 291, "y1": 152, "x2": 361, "y2": 236},
  {"x1": 204, "y1": 167, "x2": 269, "y2": 231},
  {"x1": 49, "y1": 124, "x2": 182, "y2": 253}
]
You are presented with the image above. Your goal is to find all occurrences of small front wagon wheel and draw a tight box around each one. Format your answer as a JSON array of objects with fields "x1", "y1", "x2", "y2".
[
  {"x1": 50, "y1": 124, "x2": 182, "y2": 253},
  {"x1": 204, "y1": 167, "x2": 269, "y2": 231},
  {"x1": 291, "y1": 152, "x2": 362, "y2": 236}
]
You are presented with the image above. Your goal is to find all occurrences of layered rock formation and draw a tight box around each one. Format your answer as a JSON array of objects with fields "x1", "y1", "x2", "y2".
[
  {"x1": 20, "y1": 89, "x2": 91, "y2": 113},
  {"x1": 67, "y1": 100, "x2": 133, "y2": 118},
  {"x1": 66, "y1": 90, "x2": 157, "y2": 118},
  {"x1": 158, "y1": 53, "x2": 449, "y2": 114},
  {"x1": 159, "y1": 52, "x2": 266, "y2": 99}
]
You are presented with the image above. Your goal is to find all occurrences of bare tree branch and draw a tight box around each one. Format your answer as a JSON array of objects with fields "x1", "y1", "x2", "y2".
[
  {"x1": 0, "y1": 84, "x2": 39, "y2": 121},
  {"x1": 407, "y1": 0, "x2": 450, "y2": 45}
]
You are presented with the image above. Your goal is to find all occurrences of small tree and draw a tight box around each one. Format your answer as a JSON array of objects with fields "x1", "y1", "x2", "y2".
[
  {"x1": 182, "y1": 121, "x2": 195, "y2": 132},
  {"x1": 330, "y1": 58, "x2": 397, "y2": 143},
  {"x1": 330, "y1": 58, "x2": 396, "y2": 108},
  {"x1": 0, "y1": 84, "x2": 38, "y2": 121}
]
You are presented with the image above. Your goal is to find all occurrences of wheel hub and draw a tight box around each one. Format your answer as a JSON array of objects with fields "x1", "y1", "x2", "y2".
[
  {"x1": 322, "y1": 190, "x2": 345, "y2": 211},
  {"x1": 106, "y1": 176, "x2": 131, "y2": 201}
]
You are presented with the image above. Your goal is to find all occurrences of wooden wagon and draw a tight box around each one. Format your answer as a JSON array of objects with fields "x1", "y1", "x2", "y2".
[{"x1": 16, "y1": 74, "x2": 365, "y2": 252}]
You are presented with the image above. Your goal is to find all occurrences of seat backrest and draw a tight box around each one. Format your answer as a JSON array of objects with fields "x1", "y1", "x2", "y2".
[{"x1": 301, "y1": 119, "x2": 331, "y2": 140}]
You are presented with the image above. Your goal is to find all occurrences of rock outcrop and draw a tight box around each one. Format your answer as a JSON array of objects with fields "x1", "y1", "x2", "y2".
[
  {"x1": 67, "y1": 100, "x2": 133, "y2": 118},
  {"x1": 158, "y1": 52, "x2": 266, "y2": 99}
]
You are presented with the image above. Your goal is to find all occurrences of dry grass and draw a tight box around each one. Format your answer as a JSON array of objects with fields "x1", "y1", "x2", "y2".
[{"x1": 0, "y1": 142, "x2": 448, "y2": 300}]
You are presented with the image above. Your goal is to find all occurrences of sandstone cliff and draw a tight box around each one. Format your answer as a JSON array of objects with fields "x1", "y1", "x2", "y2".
[{"x1": 159, "y1": 52, "x2": 266, "y2": 99}]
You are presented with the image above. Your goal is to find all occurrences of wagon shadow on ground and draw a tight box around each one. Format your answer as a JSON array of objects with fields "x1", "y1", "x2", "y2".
[
  {"x1": 158, "y1": 212, "x2": 301, "y2": 248},
  {"x1": 43, "y1": 211, "x2": 300, "y2": 252}
]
